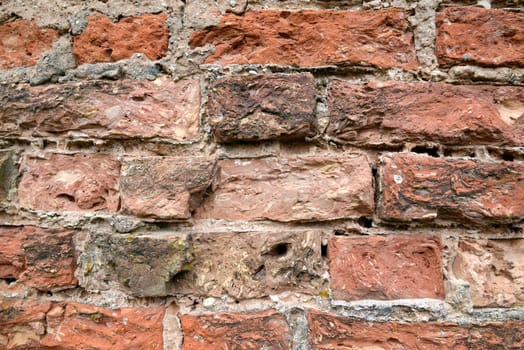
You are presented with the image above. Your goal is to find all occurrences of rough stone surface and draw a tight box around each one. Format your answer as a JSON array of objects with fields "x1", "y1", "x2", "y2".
[
  {"x1": 180, "y1": 309, "x2": 291, "y2": 350},
  {"x1": 327, "y1": 80, "x2": 524, "y2": 147},
  {"x1": 0, "y1": 226, "x2": 77, "y2": 291},
  {"x1": 77, "y1": 232, "x2": 193, "y2": 297},
  {"x1": 208, "y1": 73, "x2": 316, "y2": 142},
  {"x1": 380, "y1": 153, "x2": 524, "y2": 224},
  {"x1": 0, "y1": 151, "x2": 17, "y2": 205},
  {"x1": 73, "y1": 13, "x2": 168, "y2": 65},
  {"x1": 0, "y1": 20, "x2": 59, "y2": 69},
  {"x1": 452, "y1": 238, "x2": 524, "y2": 307},
  {"x1": 173, "y1": 230, "x2": 326, "y2": 298},
  {"x1": 0, "y1": 78, "x2": 200, "y2": 141},
  {"x1": 120, "y1": 157, "x2": 216, "y2": 220},
  {"x1": 196, "y1": 155, "x2": 373, "y2": 222},
  {"x1": 329, "y1": 235, "x2": 444, "y2": 300},
  {"x1": 436, "y1": 7, "x2": 524, "y2": 67},
  {"x1": 308, "y1": 310, "x2": 524, "y2": 349},
  {"x1": 190, "y1": 9, "x2": 418, "y2": 69},
  {"x1": 18, "y1": 153, "x2": 120, "y2": 212},
  {"x1": 42, "y1": 303, "x2": 164, "y2": 350}
]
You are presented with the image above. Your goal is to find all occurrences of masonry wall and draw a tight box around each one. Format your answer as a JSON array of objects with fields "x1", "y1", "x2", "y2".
[{"x1": 0, "y1": 0, "x2": 523, "y2": 349}]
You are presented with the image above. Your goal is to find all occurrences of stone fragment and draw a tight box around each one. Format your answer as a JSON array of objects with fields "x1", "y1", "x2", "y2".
[
  {"x1": 380, "y1": 153, "x2": 524, "y2": 224},
  {"x1": 18, "y1": 153, "x2": 120, "y2": 212},
  {"x1": 120, "y1": 157, "x2": 216, "y2": 220},
  {"x1": 196, "y1": 155, "x2": 373, "y2": 222},
  {"x1": 190, "y1": 9, "x2": 418, "y2": 69},
  {"x1": 0, "y1": 151, "x2": 17, "y2": 205},
  {"x1": 327, "y1": 80, "x2": 524, "y2": 146},
  {"x1": 173, "y1": 230, "x2": 326, "y2": 299},
  {"x1": 0, "y1": 20, "x2": 59, "y2": 69},
  {"x1": 77, "y1": 232, "x2": 193, "y2": 297},
  {"x1": 452, "y1": 238, "x2": 524, "y2": 307},
  {"x1": 0, "y1": 226, "x2": 77, "y2": 291},
  {"x1": 208, "y1": 73, "x2": 316, "y2": 142},
  {"x1": 73, "y1": 13, "x2": 168, "y2": 65},
  {"x1": 308, "y1": 310, "x2": 524, "y2": 349},
  {"x1": 0, "y1": 78, "x2": 200, "y2": 141},
  {"x1": 180, "y1": 309, "x2": 291, "y2": 350},
  {"x1": 329, "y1": 235, "x2": 444, "y2": 300},
  {"x1": 436, "y1": 7, "x2": 524, "y2": 67}
]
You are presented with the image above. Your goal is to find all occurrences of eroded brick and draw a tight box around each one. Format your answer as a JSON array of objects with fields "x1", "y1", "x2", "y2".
[
  {"x1": 436, "y1": 7, "x2": 524, "y2": 67},
  {"x1": 73, "y1": 13, "x2": 168, "y2": 65},
  {"x1": 190, "y1": 9, "x2": 418, "y2": 69},
  {"x1": 208, "y1": 73, "x2": 316, "y2": 142},
  {"x1": 0, "y1": 20, "x2": 59, "y2": 69},
  {"x1": 18, "y1": 153, "x2": 120, "y2": 212},
  {"x1": 329, "y1": 235, "x2": 444, "y2": 300},
  {"x1": 0, "y1": 79, "x2": 200, "y2": 141},
  {"x1": 180, "y1": 310, "x2": 291, "y2": 350},
  {"x1": 380, "y1": 153, "x2": 524, "y2": 224},
  {"x1": 327, "y1": 80, "x2": 524, "y2": 147},
  {"x1": 195, "y1": 155, "x2": 373, "y2": 222}
]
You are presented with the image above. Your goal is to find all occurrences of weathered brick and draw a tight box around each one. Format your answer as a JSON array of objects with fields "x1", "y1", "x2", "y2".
[
  {"x1": 327, "y1": 80, "x2": 524, "y2": 147},
  {"x1": 18, "y1": 153, "x2": 120, "y2": 212},
  {"x1": 120, "y1": 157, "x2": 216, "y2": 220},
  {"x1": 173, "y1": 230, "x2": 326, "y2": 299},
  {"x1": 77, "y1": 232, "x2": 193, "y2": 297},
  {"x1": 0, "y1": 20, "x2": 59, "y2": 69},
  {"x1": 190, "y1": 9, "x2": 418, "y2": 69},
  {"x1": 208, "y1": 73, "x2": 316, "y2": 142},
  {"x1": 180, "y1": 309, "x2": 291, "y2": 350},
  {"x1": 73, "y1": 13, "x2": 168, "y2": 65},
  {"x1": 195, "y1": 155, "x2": 373, "y2": 222},
  {"x1": 329, "y1": 235, "x2": 444, "y2": 300},
  {"x1": 0, "y1": 78, "x2": 200, "y2": 141},
  {"x1": 0, "y1": 226, "x2": 77, "y2": 291},
  {"x1": 380, "y1": 153, "x2": 524, "y2": 224},
  {"x1": 452, "y1": 238, "x2": 524, "y2": 307},
  {"x1": 308, "y1": 310, "x2": 524, "y2": 349},
  {"x1": 0, "y1": 151, "x2": 17, "y2": 205},
  {"x1": 436, "y1": 7, "x2": 524, "y2": 67}
]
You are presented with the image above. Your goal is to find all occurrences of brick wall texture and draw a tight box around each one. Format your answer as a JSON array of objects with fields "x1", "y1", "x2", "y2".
[{"x1": 0, "y1": 0, "x2": 523, "y2": 349}]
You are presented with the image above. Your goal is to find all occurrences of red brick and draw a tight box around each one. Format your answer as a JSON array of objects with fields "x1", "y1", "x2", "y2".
[
  {"x1": 195, "y1": 155, "x2": 373, "y2": 222},
  {"x1": 18, "y1": 153, "x2": 120, "y2": 213},
  {"x1": 0, "y1": 20, "x2": 59, "y2": 69},
  {"x1": 380, "y1": 153, "x2": 524, "y2": 224},
  {"x1": 436, "y1": 7, "x2": 524, "y2": 67},
  {"x1": 73, "y1": 13, "x2": 168, "y2": 65},
  {"x1": 180, "y1": 309, "x2": 291, "y2": 350},
  {"x1": 452, "y1": 238, "x2": 524, "y2": 307},
  {"x1": 190, "y1": 9, "x2": 418, "y2": 69},
  {"x1": 329, "y1": 235, "x2": 444, "y2": 300},
  {"x1": 327, "y1": 80, "x2": 524, "y2": 147},
  {"x1": 308, "y1": 310, "x2": 524, "y2": 349},
  {"x1": 208, "y1": 73, "x2": 316, "y2": 142},
  {"x1": 0, "y1": 226, "x2": 77, "y2": 291}
]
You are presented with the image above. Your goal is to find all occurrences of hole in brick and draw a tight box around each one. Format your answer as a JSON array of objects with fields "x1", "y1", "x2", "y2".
[
  {"x1": 1, "y1": 277, "x2": 17, "y2": 285},
  {"x1": 56, "y1": 193, "x2": 75, "y2": 202},
  {"x1": 321, "y1": 243, "x2": 328, "y2": 258},
  {"x1": 264, "y1": 243, "x2": 290, "y2": 257},
  {"x1": 170, "y1": 270, "x2": 191, "y2": 284},
  {"x1": 411, "y1": 145, "x2": 439, "y2": 157},
  {"x1": 502, "y1": 151, "x2": 514, "y2": 162},
  {"x1": 46, "y1": 291, "x2": 53, "y2": 296},
  {"x1": 253, "y1": 264, "x2": 265, "y2": 281},
  {"x1": 334, "y1": 229, "x2": 347, "y2": 236},
  {"x1": 358, "y1": 216, "x2": 373, "y2": 228}
]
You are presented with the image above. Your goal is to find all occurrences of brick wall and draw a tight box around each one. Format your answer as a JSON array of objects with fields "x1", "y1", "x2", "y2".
[{"x1": 0, "y1": 0, "x2": 523, "y2": 349}]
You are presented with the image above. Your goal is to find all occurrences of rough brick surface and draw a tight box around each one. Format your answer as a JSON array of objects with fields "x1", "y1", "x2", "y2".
[
  {"x1": 0, "y1": 20, "x2": 59, "y2": 69},
  {"x1": 327, "y1": 80, "x2": 524, "y2": 146},
  {"x1": 452, "y1": 238, "x2": 524, "y2": 307},
  {"x1": 190, "y1": 9, "x2": 418, "y2": 69},
  {"x1": 329, "y1": 235, "x2": 444, "y2": 300},
  {"x1": 436, "y1": 7, "x2": 524, "y2": 67},
  {"x1": 180, "y1": 310, "x2": 291, "y2": 350},
  {"x1": 0, "y1": 78, "x2": 200, "y2": 141},
  {"x1": 73, "y1": 13, "x2": 168, "y2": 65},
  {"x1": 120, "y1": 157, "x2": 216, "y2": 220},
  {"x1": 196, "y1": 155, "x2": 373, "y2": 222},
  {"x1": 18, "y1": 153, "x2": 120, "y2": 212},
  {"x1": 380, "y1": 154, "x2": 524, "y2": 223},
  {"x1": 208, "y1": 73, "x2": 316, "y2": 142},
  {"x1": 308, "y1": 310, "x2": 524, "y2": 349}
]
